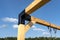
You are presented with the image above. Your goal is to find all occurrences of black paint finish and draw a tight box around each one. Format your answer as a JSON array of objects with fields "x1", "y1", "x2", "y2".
[{"x1": 18, "y1": 9, "x2": 31, "y2": 25}]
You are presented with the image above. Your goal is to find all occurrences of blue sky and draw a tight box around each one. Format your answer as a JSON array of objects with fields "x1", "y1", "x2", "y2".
[{"x1": 0, "y1": 0, "x2": 60, "y2": 38}]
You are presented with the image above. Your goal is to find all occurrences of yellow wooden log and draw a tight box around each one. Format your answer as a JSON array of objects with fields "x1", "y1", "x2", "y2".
[
  {"x1": 31, "y1": 16, "x2": 60, "y2": 30},
  {"x1": 25, "y1": 0, "x2": 50, "y2": 14},
  {"x1": 17, "y1": 21, "x2": 35, "y2": 40},
  {"x1": 17, "y1": 24, "x2": 25, "y2": 40},
  {"x1": 25, "y1": 21, "x2": 36, "y2": 33}
]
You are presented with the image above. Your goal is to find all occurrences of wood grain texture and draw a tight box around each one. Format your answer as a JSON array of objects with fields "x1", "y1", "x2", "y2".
[
  {"x1": 25, "y1": 0, "x2": 50, "y2": 14},
  {"x1": 30, "y1": 16, "x2": 60, "y2": 30}
]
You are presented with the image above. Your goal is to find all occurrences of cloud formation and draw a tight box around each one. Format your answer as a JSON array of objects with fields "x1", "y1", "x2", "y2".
[
  {"x1": 33, "y1": 28, "x2": 45, "y2": 32},
  {"x1": 32, "y1": 25, "x2": 50, "y2": 35},
  {"x1": 1, "y1": 17, "x2": 50, "y2": 36},
  {"x1": 43, "y1": 32, "x2": 50, "y2": 35},
  {"x1": 2, "y1": 17, "x2": 18, "y2": 23},
  {"x1": 13, "y1": 24, "x2": 18, "y2": 29},
  {"x1": 32, "y1": 25, "x2": 45, "y2": 32}
]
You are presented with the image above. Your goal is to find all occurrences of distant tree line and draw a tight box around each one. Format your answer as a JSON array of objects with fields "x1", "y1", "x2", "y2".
[{"x1": 0, "y1": 37, "x2": 60, "y2": 40}]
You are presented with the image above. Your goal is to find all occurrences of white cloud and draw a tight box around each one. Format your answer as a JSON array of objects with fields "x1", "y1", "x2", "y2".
[
  {"x1": 32, "y1": 25, "x2": 36, "y2": 28},
  {"x1": 42, "y1": 32, "x2": 50, "y2": 37},
  {"x1": 32, "y1": 25, "x2": 50, "y2": 36},
  {"x1": 32, "y1": 25, "x2": 45, "y2": 32},
  {"x1": 13, "y1": 24, "x2": 18, "y2": 29},
  {"x1": 43, "y1": 32, "x2": 50, "y2": 35},
  {"x1": 2, "y1": 17, "x2": 18, "y2": 23},
  {"x1": 33, "y1": 28, "x2": 45, "y2": 32},
  {"x1": 0, "y1": 24, "x2": 7, "y2": 28}
]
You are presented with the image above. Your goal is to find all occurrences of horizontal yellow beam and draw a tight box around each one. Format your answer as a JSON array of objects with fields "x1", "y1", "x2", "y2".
[
  {"x1": 25, "y1": 0, "x2": 50, "y2": 14},
  {"x1": 30, "y1": 16, "x2": 60, "y2": 30}
]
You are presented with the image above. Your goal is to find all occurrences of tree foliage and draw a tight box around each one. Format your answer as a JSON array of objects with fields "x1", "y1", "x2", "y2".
[{"x1": 0, "y1": 37, "x2": 60, "y2": 40}]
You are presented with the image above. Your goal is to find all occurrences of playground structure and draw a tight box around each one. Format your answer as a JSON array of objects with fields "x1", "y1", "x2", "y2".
[{"x1": 17, "y1": 0, "x2": 60, "y2": 40}]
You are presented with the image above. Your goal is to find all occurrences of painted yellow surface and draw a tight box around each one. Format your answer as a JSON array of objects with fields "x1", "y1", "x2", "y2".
[
  {"x1": 17, "y1": 24, "x2": 25, "y2": 40},
  {"x1": 17, "y1": 21, "x2": 35, "y2": 40},
  {"x1": 31, "y1": 16, "x2": 60, "y2": 30},
  {"x1": 25, "y1": 0, "x2": 50, "y2": 14}
]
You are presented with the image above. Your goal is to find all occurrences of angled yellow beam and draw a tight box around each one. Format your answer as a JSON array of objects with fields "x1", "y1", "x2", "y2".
[
  {"x1": 17, "y1": 21, "x2": 35, "y2": 40},
  {"x1": 30, "y1": 16, "x2": 60, "y2": 30},
  {"x1": 25, "y1": 0, "x2": 50, "y2": 14}
]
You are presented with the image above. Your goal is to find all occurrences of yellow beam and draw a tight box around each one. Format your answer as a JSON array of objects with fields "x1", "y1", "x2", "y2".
[
  {"x1": 17, "y1": 21, "x2": 35, "y2": 40},
  {"x1": 25, "y1": 0, "x2": 50, "y2": 14},
  {"x1": 17, "y1": 24, "x2": 25, "y2": 40},
  {"x1": 31, "y1": 16, "x2": 60, "y2": 30}
]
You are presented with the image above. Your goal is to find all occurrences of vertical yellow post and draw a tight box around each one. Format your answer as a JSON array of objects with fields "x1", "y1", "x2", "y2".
[
  {"x1": 17, "y1": 21, "x2": 35, "y2": 40},
  {"x1": 17, "y1": 24, "x2": 25, "y2": 40}
]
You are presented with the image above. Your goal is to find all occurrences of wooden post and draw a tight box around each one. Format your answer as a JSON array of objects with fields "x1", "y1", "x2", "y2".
[
  {"x1": 17, "y1": 24, "x2": 25, "y2": 40},
  {"x1": 17, "y1": 21, "x2": 35, "y2": 40}
]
